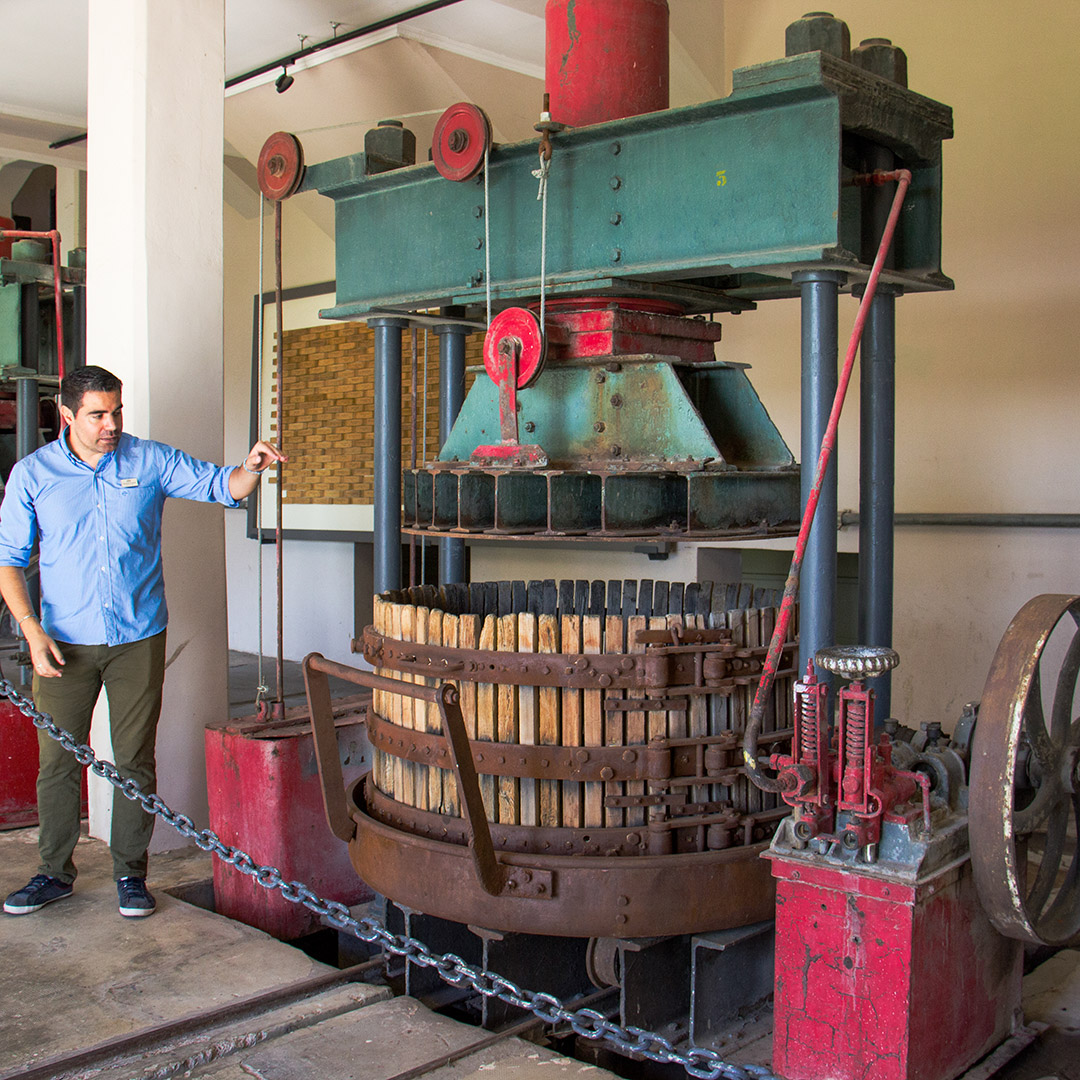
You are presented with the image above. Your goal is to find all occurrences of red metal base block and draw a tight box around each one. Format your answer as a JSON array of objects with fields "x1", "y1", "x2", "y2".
[
  {"x1": 0, "y1": 698, "x2": 41, "y2": 828},
  {"x1": 769, "y1": 854, "x2": 1022, "y2": 1080},
  {"x1": 205, "y1": 697, "x2": 373, "y2": 940}
]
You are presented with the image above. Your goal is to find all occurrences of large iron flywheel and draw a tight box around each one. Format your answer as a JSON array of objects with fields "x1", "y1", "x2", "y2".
[{"x1": 970, "y1": 593, "x2": 1080, "y2": 947}]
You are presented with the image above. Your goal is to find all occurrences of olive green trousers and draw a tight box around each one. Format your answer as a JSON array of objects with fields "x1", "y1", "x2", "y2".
[{"x1": 33, "y1": 631, "x2": 166, "y2": 883}]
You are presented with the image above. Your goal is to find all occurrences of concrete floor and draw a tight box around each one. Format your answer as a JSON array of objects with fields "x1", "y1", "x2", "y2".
[{"x1": 0, "y1": 827, "x2": 618, "y2": 1080}]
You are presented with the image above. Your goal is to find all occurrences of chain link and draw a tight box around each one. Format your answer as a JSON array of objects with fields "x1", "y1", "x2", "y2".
[{"x1": 0, "y1": 676, "x2": 778, "y2": 1080}]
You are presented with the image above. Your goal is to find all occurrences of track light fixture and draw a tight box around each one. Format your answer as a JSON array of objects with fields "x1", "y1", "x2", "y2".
[{"x1": 275, "y1": 66, "x2": 294, "y2": 94}]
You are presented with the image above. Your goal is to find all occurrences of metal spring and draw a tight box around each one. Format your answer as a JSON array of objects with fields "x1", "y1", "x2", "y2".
[
  {"x1": 797, "y1": 689, "x2": 818, "y2": 763},
  {"x1": 844, "y1": 698, "x2": 867, "y2": 770}
]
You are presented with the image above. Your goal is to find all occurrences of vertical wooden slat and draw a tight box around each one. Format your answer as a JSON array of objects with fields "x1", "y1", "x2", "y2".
[
  {"x1": 745, "y1": 607, "x2": 762, "y2": 816},
  {"x1": 561, "y1": 611, "x2": 583, "y2": 829},
  {"x1": 413, "y1": 606, "x2": 430, "y2": 812},
  {"x1": 625, "y1": 612, "x2": 648, "y2": 829},
  {"x1": 687, "y1": 612, "x2": 709, "y2": 813},
  {"x1": 538, "y1": 611, "x2": 561, "y2": 826},
  {"x1": 372, "y1": 596, "x2": 388, "y2": 794},
  {"x1": 396, "y1": 601, "x2": 413, "y2": 808},
  {"x1": 582, "y1": 611, "x2": 604, "y2": 828},
  {"x1": 602, "y1": 583, "x2": 625, "y2": 829},
  {"x1": 518, "y1": 611, "x2": 539, "y2": 827},
  {"x1": 442, "y1": 610, "x2": 460, "y2": 816},
  {"x1": 476, "y1": 613, "x2": 497, "y2": 820},
  {"x1": 427, "y1": 606, "x2": 444, "y2": 813},
  {"x1": 497, "y1": 611, "x2": 519, "y2": 825}
]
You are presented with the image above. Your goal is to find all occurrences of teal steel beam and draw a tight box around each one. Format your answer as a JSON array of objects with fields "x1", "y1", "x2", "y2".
[{"x1": 302, "y1": 52, "x2": 952, "y2": 317}]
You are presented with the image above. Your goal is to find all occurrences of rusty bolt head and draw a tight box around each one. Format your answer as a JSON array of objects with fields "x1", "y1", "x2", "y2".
[
  {"x1": 616, "y1": 895, "x2": 630, "y2": 907},
  {"x1": 610, "y1": 393, "x2": 623, "y2": 407},
  {"x1": 524, "y1": 420, "x2": 536, "y2": 433},
  {"x1": 610, "y1": 212, "x2": 622, "y2": 225},
  {"x1": 851, "y1": 37, "x2": 908, "y2": 86},
  {"x1": 611, "y1": 445, "x2": 622, "y2": 457},
  {"x1": 600, "y1": 766, "x2": 614, "y2": 780},
  {"x1": 616, "y1": 914, "x2": 627, "y2": 924},
  {"x1": 594, "y1": 421, "x2": 606, "y2": 433},
  {"x1": 785, "y1": 12, "x2": 851, "y2": 61},
  {"x1": 576, "y1": 749, "x2": 590, "y2": 762},
  {"x1": 595, "y1": 372, "x2": 606, "y2": 383},
  {"x1": 626, "y1": 834, "x2": 640, "y2": 845},
  {"x1": 623, "y1": 750, "x2": 636, "y2": 762}
]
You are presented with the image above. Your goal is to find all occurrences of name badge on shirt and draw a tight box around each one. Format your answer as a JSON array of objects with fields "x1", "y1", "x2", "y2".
[{"x1": 120, "y1": 478, "x2": 139, "y2": 487}]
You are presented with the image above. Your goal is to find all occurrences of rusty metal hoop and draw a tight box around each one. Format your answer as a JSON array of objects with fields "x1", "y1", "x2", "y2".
[
  {"x1": 969, "y1": 593, "x2": 1080, "y2": 947},
  {"x1": 432, "y1": 102, "x2": 492, "y2": 182},
  {"x1": 257, "y1": 131, "x2": 305, "y2": 201}
]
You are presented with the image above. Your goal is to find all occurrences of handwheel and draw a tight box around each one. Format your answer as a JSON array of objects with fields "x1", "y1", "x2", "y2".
[{"x1": 969, "y1": 593, "x2": 1080, "y2": 947}]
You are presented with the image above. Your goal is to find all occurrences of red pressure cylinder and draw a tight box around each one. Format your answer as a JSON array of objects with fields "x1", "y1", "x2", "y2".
[{"x1": 545, "y1": 0, "x2": 669, "y2": 127}]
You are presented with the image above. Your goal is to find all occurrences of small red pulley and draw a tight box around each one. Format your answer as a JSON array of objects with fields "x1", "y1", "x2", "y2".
[
  {"x1": 257, "y1": 131, "x2": 305, "y2": 201},
  {"x1": 432, "y1": 103, "x2": 492, "y2": 182},
  {"x1": 483, "y1": 307, "x2": 546, "y2": 389}
]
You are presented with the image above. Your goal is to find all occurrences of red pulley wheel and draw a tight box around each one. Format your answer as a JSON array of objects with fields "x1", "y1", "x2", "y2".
[
  {"x1": 432, "y1": 103, "x2": 492, "y2": 182},
  {"x1": 257, "y1": 131, "x2": 305, "y2": 201},
  {"x1": 483, "y1": 307, "x2": 546, "y2": 389}
]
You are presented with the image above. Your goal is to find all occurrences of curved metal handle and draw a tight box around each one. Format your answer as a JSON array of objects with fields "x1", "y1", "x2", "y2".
[{"x1": 302, "y1": 653, "x2": 550, "y2": 899}]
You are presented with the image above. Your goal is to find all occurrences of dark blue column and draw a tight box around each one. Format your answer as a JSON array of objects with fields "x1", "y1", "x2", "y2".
[
  {"x1": 371, "y1": 317, "x2": 408, "y2": 595},
  {"x1": 793, "y1": 269, "x2": 845, "y2": 681},
  {"x1": 858, "y1": 284, "x2": 900, "y2": 718},
  {"x1": 434, "y1": 321, "x2": 469, "y2": 585}
]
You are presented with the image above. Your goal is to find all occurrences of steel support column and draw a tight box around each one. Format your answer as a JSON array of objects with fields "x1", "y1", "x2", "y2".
[
  {"x1": 794, "y1": 270, "x2": 845, "y2": 682},
  {"x1": 434, "y1": 320, "x2": 469, "y2": 585},
  {"x1": 371, "y1": 317, "x2": 408, "y2": 595},
  {"x1": 857, "y1": 141, "x2": 898, "y2": 719},
  {"x1": 858, "y1": 285, "x2": 899, "y2": 719}
]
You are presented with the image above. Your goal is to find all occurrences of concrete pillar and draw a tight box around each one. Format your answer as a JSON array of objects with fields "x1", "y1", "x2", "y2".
[
  {"x1": 55, "y1": 167, "x2": 87, "y2": 254},
  {"x1": 86, "y1": 0, "x2": 226, "y2": 850}
]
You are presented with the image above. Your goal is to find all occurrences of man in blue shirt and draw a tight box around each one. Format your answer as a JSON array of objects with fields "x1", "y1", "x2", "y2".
[{"x1": 0, "y1": 365, "x2": 285, "y2": 918}]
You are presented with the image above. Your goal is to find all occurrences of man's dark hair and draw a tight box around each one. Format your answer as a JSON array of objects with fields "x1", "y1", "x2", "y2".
[{"x1": 60, "y1": 366, "x2": 122, "y2": 414}]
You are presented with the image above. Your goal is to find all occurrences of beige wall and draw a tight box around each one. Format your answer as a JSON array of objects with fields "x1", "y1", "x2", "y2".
[
  {"x1": 716, "y1": 2, "x2": 1080, "y2": 724},
  {"x1": 222, "y1": 2, "x2": 1080, "y2": 729}
]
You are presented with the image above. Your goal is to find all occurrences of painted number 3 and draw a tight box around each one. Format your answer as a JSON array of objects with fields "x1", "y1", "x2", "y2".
[{"x1": 716, "y1": 169, "x2": 727, "y2": 187}]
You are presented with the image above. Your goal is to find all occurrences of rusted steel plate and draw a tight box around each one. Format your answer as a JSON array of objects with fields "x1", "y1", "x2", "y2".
[
  {"x1": 359, "y1": 625, "x2": 793, "y2": 692},
  {"x1": 366, "y1": 707, "x2": 668, "y2": 782},
  {"x1": 969, "y1": 593, "x2": 1080, "y2": 947},
  {"x1": 349, "y1": 791, "x2": 776, "y2": 938}
]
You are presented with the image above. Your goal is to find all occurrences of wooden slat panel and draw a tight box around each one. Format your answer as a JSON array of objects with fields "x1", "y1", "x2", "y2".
[
  {"x1": 441, "y1": 611, "x2": 460, "y2": 816},
  {"x1": 476, "y1": 613, "x2": 497, "y2": 820},
  {"x1": 517, "y1": 611, "x2": 539, "y2": 828},
  {"x1": 427, "y1": 607, "x2": 444, "y2": 813},
  {"x1": 625, "y1": 613, "x2": 648, "y2": 829},
  {"x1": 602, "y1": 601, "x2": 624, "y2": 829},
  {"x1": 413, "y1": 606, "x2": 430, "y2": 812},
  {"x1": 538, "y1": 612, "x2": 561, "y2": 827},
  {"x1": 396, "y1": 601, "x2": 414, "y2": 808},
  {"x1": 582, "y1": 612, "x2": 604, "y2": 828},
  {"x1": 560, "y1": 612, "x2": 583, "y2": 829},
  {"x1": 497, "y1": 612, "x2": 519, "y2": 825}
]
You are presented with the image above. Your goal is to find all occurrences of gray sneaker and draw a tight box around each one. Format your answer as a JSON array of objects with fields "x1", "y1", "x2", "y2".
[
  {"x1": 117, "y1": 876, "x2": 156, "y2": 918},
  {"x1": 4, "y1": 874, "x2": 74, "y2": 914}
]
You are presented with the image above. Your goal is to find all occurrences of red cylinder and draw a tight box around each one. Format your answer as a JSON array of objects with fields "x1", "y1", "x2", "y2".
[{"x1": 546, "y1": 0, "x2": 669, "y2": 127}]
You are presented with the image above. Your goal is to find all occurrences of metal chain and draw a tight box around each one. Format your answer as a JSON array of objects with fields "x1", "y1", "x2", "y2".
[{"x1": 0, "y1": 676, "x2": 777, "y2": 1080}]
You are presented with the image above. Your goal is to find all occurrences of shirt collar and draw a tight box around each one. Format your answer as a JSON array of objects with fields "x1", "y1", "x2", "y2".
[{"x1": 59, "y1": 428, "x2": 118, "y2": 471}]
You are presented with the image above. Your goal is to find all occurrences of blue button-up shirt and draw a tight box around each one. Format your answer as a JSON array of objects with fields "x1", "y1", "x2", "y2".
[{"x1": 0, "y1": 432, "x2": 238, "y2": 646}]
